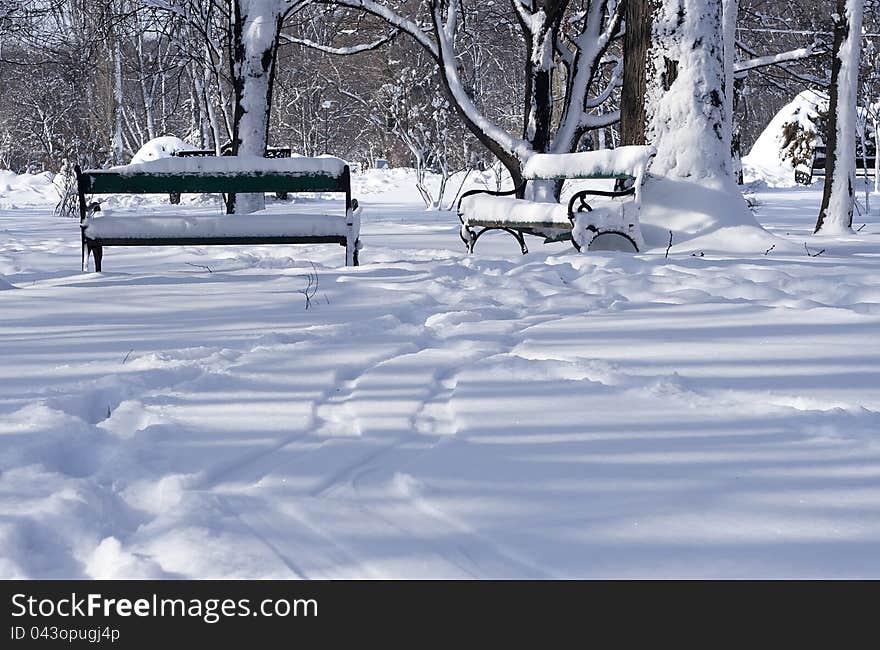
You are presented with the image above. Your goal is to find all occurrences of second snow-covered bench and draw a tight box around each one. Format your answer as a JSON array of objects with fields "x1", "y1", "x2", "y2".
[
  {"x1": 458, "y1": 146, "x2": 655, "y2": 254},
  {"x1": 76, "y1": 155, "x2": 360, "y2": 271}
]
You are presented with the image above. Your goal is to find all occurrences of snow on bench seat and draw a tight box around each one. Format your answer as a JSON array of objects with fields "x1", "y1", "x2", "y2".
[
  {"x1": 522, "y1": 145, "x2": 656, "y2": 180},
  {"x1": 84, "y1": 212, "x2": 350, "y2": 240},
  {"x1": 459, "y1": 194, "x2": 569, "y2": 229},
  {"x1": 109, "y1": 154, "x2": 348, "y2": 177},
  {"x1": 459, "y1": 191, "x2": 636, "y2": 229}
]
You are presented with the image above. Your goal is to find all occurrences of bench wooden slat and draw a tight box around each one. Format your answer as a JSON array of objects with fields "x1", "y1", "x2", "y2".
[
  {"x1": 87, "y1": 235, "x2": 347, "y2": 247},
  {"x1": 524, "y1": 171, "x2": 638, "y2": 181},
  {"x1": 81, "y1": 172, "x2": 346, "y2": 195}
]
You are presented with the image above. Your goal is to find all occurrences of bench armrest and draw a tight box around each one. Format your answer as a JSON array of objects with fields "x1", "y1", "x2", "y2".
[
  {"x1": 458, "y1": 184, "x2": 525, "y2": 213},
  {"x1": 566, "y1": 187, "x2": 636, "y2": 219}
]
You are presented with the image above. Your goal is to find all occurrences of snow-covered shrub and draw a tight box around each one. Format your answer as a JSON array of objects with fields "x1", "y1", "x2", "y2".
[{"x1": 130, "y1": 136, "x2": 192, "y2": 164}]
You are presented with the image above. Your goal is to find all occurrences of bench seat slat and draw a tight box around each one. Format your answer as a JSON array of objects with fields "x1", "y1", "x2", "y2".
[{"x1": 87, "y1": 235, "x2": 346, "y2": 247}]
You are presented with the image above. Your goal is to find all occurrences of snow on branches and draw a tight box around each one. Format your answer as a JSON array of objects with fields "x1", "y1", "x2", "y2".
[{"x1": 315, "y1": 1, "x2": 626, "y2": 186}]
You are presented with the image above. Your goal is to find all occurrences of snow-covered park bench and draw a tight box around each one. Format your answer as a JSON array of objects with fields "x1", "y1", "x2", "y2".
[
  {"x1": 458, "y1": 145, "x2": 655, "y2": 254},
  {"x1": 795, "y1": 144, "x2": 877, "y2": 185},
  {"x1": 76, "y1": 156, "x2": 360, "y2": 271}
]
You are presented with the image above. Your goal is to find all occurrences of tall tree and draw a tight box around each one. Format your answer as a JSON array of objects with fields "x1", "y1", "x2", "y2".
[
  {"x1": 646, "y1": 0, "x2": 732, "y2": 178},
  {"x1": 641, "y1": 0, "x2": 761, "y2": 238},
  {"x1": 620, "y1": 0, "x2": 651, "y2": 146},
  {"x1": 313, "y1": 1, "x2": 624, "y2": 195},
  {"x1": 816, "y1": 0, "x2": 865, "y2": 234}
]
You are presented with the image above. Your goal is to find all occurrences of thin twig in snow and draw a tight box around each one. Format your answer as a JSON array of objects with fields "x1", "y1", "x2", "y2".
[
  {"x1": 122, "y1": 349, "x2": 133, "y2": 365},
  {"x1": 804, "y1": 242, "x2": 826, "y2": 257},
  {"x1": 665, "y1": 231, "x2": 673, "y2": 259},
  {"x1": 764, "y1": 244, "x2": 776, "y2": 255},
  {"x1": 857, "y1": 223, "x2": 866, "y2": 232},
  {"x1": 298, "y1": 262, "x2": 320, "y2": 310},
  {"x1": 185, "y1": 262, "x2": 213, "y2": 273}
]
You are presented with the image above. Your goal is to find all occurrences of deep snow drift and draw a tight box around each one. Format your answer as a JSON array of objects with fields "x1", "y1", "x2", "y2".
[{"x1": 1, "y1": 168, "x2": 879, "y2": 579}]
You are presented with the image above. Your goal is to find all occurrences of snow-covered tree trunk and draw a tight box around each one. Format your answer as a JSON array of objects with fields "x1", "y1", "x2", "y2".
[
  {"x1": 723, "y1": 0, "x2": 742, "y2": 183},
  {"x1": 641, "y1": 0, "x2": 760, "y2": 239},
  {"x1": 874, "y1": 112, "x2": 880, "y2": 195},
  {"x1": 136, "y1": 30, "x2": 156, "y2": 141},
  {"x1": 229, "y1": 0, "x2": 285, "y2": 214},
  {"x1": 111, "y1": 29, "x2": 125, "y2": 165},
  {"x1": 816, "y1": 0, "x2": 865, "y2": 234},
  {"x1": 518, "y1": 3, "x2": 566, "y2": 202},
  {"x1": 646, "y1": 0, "x2": 730, "y2": 178}
]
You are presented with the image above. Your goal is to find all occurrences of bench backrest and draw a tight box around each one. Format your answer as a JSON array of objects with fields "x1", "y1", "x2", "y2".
[
  {"x1": 174, "y1": 147, "x2": 292, "y2": 158},
  {"x1": 77, "y1": 167, "x2": 349, "y2": 195},
  {"x1": 521, "y1": 145, "x2": 656, "y2": 181},
  {"x1": 77, "y1": 156, "x2": 348, "y2": 194},
  {"x1": 76, "y1": 156, "x2": 353, "y2": 219}
]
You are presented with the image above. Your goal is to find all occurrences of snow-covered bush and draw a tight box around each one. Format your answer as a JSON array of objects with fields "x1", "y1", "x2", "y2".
[
  {"x1": 743, "y1": 91, "x2": 828, "y2": 186},
  {"x1": 129, "y1": 136, "x2": 192, "y2": 164}
]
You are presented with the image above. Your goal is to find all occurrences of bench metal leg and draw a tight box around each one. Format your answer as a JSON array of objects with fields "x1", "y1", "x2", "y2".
[
  {"x1": 506, "y1": 228, "x2": 529, "y2": 255},
  {"x1": 91, "y1": 244, "x2": 103, "y2": 272},
  {"x1": 460, "y1": 224, "x2": 477, "y2": 253},
  {"x1": 463, "y1": 225, "x2": 528, "y2": 255},
  {"x1": 81, "y1": 228, "x2": 88, "y2": 272},
  {"x1": 345, "y1": 237, "x2": 358, "y2": 266}
]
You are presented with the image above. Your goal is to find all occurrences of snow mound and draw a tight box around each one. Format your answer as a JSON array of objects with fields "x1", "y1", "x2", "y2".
[
  {"x1": 0, "y1": 170, "x2": 60, "y2": 208},
  {"x1": 639, "y1": 175, "x2": 777, "y2": 253},
  {"x1": 743, "y1": 90, "x2": 827, "y2": 187},
  {"x1": 130, "y1": 136, "x2": 193, "y2": 164}
]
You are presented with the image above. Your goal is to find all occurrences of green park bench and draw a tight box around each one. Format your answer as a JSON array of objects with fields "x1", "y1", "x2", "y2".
[
  {"x1": 458, "y1": 145, "x2": 655, "y2": 254},
  {"x1": 76, "y1": 156, "x2": 360, "y2": 271}
]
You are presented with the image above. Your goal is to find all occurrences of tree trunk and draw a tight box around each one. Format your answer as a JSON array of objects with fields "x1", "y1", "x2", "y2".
[
  {"x1": 874, "y1": 115, "x2": 879, "y2": 195},
  {"x1": 732, "y1": 76, "x2": 745, "y2": 184},
  {"x1": 646, "y1": 0, "x2": 730, "y2": 178},
  {"x1": 641, "y1": 0, "x2": 761, "y2": 240},
  {"x1": 621, "y1": 0, "x2": 651, "y2": 146},
  {"x1": 229, "y1": 0, "x2": 284, "y2": 214},
  {"x1": 111, "y1": 30, "x2": 125, "y2": 165},
  {"x1": 816, "y1": 0, "x2": 864, "y2": 234},
  {"x1": 520, "y1": 5, "x2": 567, "y2": 202},
  {"x1": 723, "y1": 0, "x2": 743, "y2": 184}
]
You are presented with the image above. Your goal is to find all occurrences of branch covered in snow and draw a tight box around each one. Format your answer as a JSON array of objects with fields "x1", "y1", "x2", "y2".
[
  {"x1": 734, "y1": 39, "x2": 829, "y2": 75},
  {"x1": 280, "y1": 30, "x2": 399, "y2": 55}
]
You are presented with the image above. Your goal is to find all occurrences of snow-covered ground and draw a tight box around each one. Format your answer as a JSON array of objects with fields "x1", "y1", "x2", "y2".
[{"x1": 1, "y1": 170, "x2": 879, "y2": 579}]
